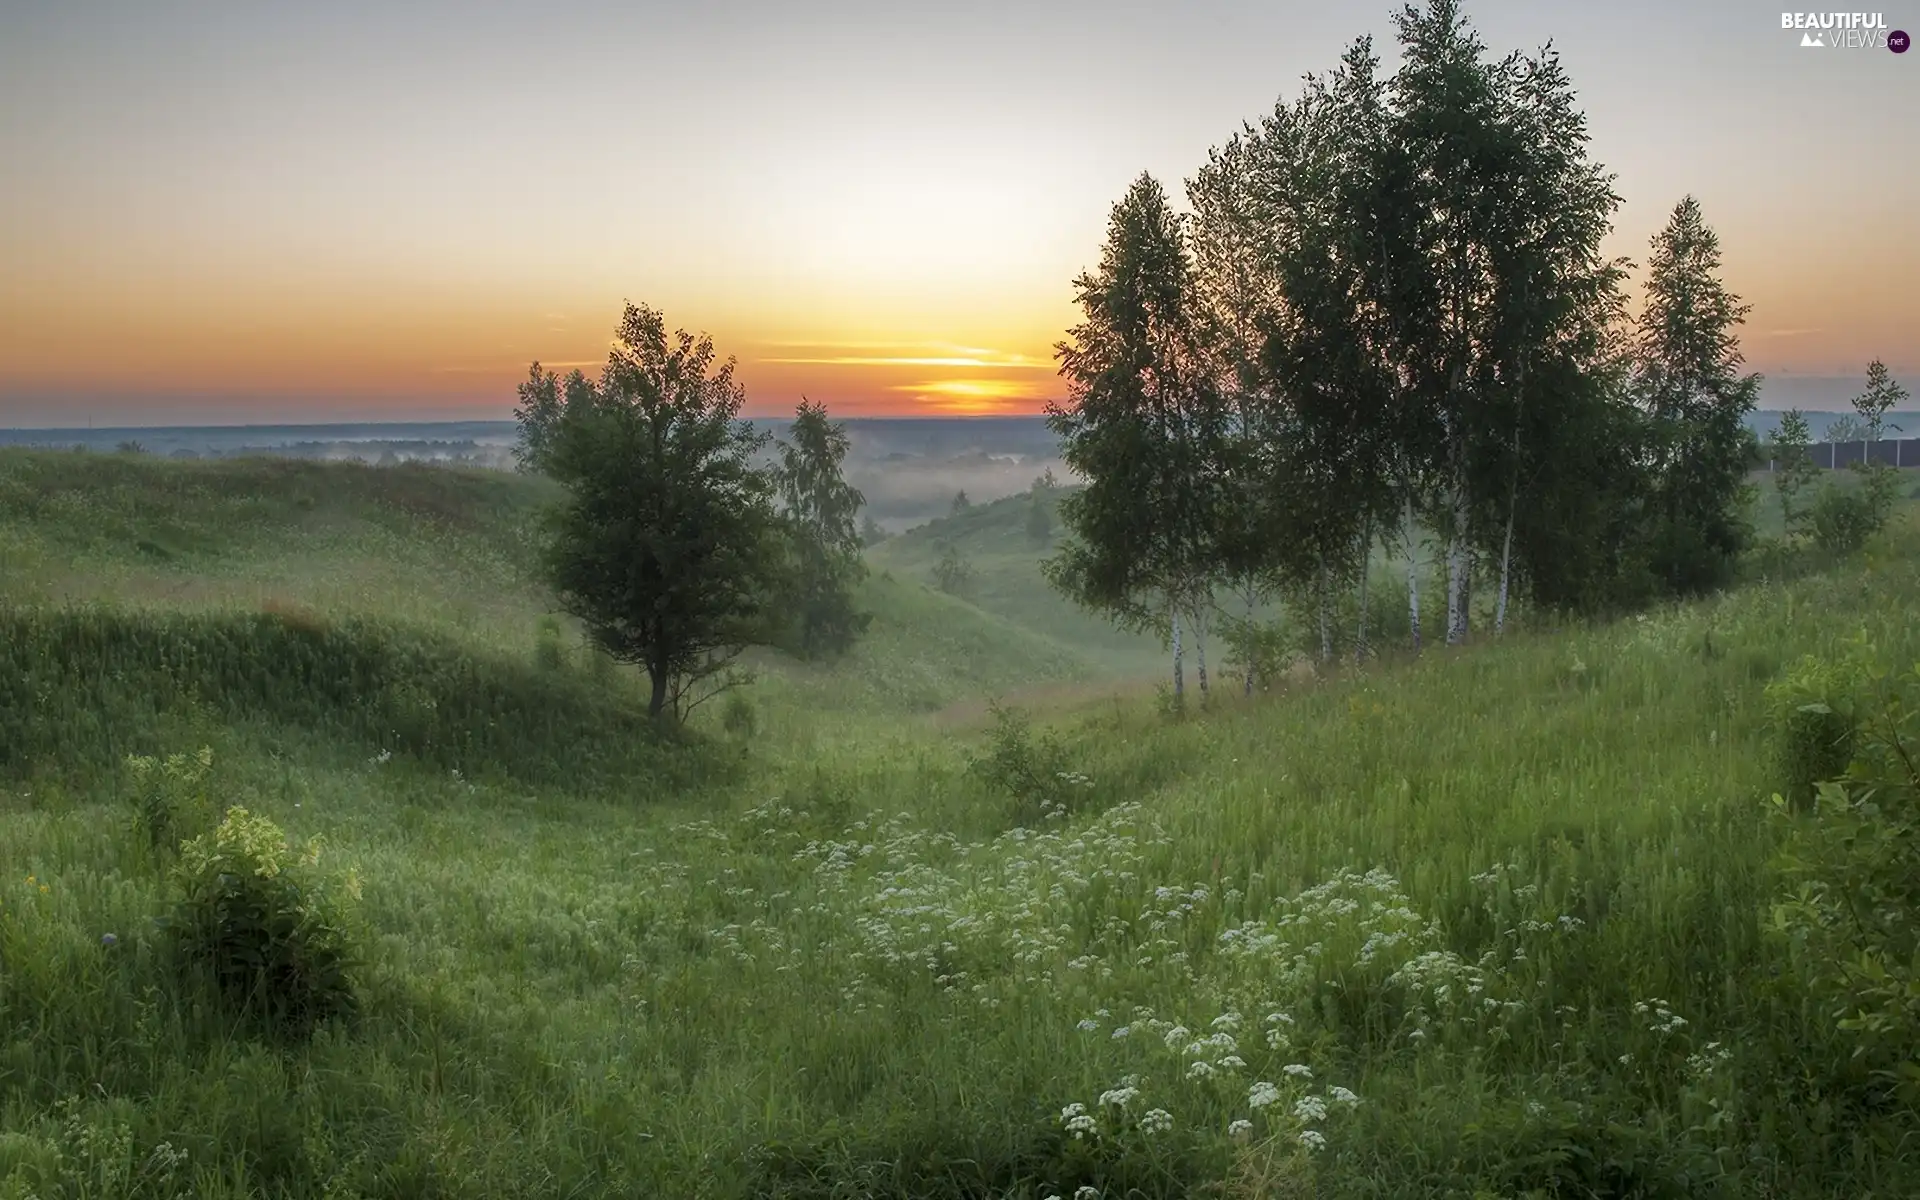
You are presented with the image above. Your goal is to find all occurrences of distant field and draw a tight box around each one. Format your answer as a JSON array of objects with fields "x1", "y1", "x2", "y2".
[{"x1": 3, "y1": 449, "x2": 1918, "y2": 1198}]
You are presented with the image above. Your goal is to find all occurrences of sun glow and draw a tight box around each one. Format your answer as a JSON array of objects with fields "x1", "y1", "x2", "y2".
[{"x1": 892, "y1": 377, "x2": 1048, "y2": 415}]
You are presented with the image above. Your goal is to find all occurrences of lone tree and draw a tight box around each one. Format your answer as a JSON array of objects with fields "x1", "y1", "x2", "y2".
[
  {"x1": 521, "y1": 302, "x2": 783, "y2": 721},
  {"x1": 1850, "y1": 359, "x2": 1909, "y2": 527},
  {"x1": 1771, "y1": 408, "x2": 1819, "y2": 541},
  {"x1": 772, "y1": 399, "x2": 872, "y2": 658},
  {"x1": 1633, "y1": 195, "x2": 1761, "y2": 594}
]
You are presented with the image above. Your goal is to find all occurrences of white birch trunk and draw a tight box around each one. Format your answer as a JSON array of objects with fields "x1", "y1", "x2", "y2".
[
  {"x1": 1496, "y1": 356, "x2": 1525, "y2": 637},
  {"x1": 1445, "y1": 469, "x2": 1470, "y2": 647},
  {"x1": 1171, "y1": 607, "x2": 1184, "y2": 702},
  {"x1": 1194, "y1": 604, "x2": 1209, "y2": 700},
  {"x1": 1495, "y1": 502, "x2": 1515, "y2": 636},
  {"x1": 1404, "y1": 489, "x2": 1422, "y2": 653}
]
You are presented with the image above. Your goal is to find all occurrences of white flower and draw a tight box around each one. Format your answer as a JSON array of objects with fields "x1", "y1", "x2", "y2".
[
  {"x1": 1294, "y1": 1094, "x2": 1328, "y2": 1123},
  {"x1": 1111, "y1": 1025, "x2": 1131, "y2": 1039},
  {"x1": 1247, "y1": 1081, "x2": 1281, "y2": 1109},
  {"x1": 1098, "y1": 1086, "x2": 1139, "y2": 1109},
  {"x1": 1186, "y1": 1060, "x2": 1217, "y2": 1080},
  {"x1": 1076, "y1": 1018, "x2": 1100, "y2": 1033},
  {"x1": 1328, "y1": 1086, "x2": 1361, "y2": 1108},
  {"x1": 1297, "y1": 1129, "x2": 1327, "y2": 1151},
  {"x1": 1140, "y1": 1108, "x2": 1173, "y2": 1134},
  {"x1": 1075, "y1": 1188, "x2": 1100, "y2": 1200},
  {"x1": 1282, "y1": 1063, "x2": 1313, "y2": 1079}
]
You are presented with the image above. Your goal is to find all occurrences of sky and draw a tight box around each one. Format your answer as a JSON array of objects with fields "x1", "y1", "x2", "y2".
[{"x1": 0, "y1": 0, "x2": 1914, "y2": 426}]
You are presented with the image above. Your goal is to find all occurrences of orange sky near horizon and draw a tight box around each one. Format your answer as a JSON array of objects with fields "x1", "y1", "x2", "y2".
[{"x1": 1, "y1": 1, "x2": 1914, "y2": 426}]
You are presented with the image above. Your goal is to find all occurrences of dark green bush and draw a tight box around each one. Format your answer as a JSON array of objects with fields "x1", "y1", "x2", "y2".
[
  {"x1": 1768, "y1": 655, "x2": 1920, "y2": 1112},
  {"x1": 534, "y1": 614, "x2": 566, "y2": 671},
  {"x1": 167, "y1": 806, "x2": 361, "y2": 1037},
  {"x1": 721, "y1": 692, "x2": 758, "y2": 739},
  {"x1": 1765, "y1": 655, "x2": 1861, "y2": 811},
  {"x1": 1809, "y1": 485, "x2": 1877, "y2": 555},
  {"x1": 966, "y1": 701, "x2": 1092, "y2": 826}
]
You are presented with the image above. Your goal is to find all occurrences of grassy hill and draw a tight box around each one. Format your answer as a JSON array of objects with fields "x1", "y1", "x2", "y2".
[
  {"x1": 868, "y1": 490, "x2": 1167, "y2": 675},
  {"x1": 3, "y1": 450, "x2": 1920, "y2": 1198}
]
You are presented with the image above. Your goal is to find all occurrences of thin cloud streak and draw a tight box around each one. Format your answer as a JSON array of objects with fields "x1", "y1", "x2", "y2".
[{"x1": 760, "y1": 355, "x2": 1051, "y2": 369}]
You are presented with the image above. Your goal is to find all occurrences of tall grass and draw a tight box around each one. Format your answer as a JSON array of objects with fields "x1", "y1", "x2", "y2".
[{"x1": 3, "y1": 452, "x2": 1919, "y2": 1197}]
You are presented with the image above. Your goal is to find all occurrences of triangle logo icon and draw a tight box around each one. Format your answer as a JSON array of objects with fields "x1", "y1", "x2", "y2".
[{"x1": 1800, "y1": 30, "x2": 1825, "y2": 46}]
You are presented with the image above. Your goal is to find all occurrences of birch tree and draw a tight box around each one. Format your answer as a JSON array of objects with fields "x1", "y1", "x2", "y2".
[
  {"x1": 772, "y1": 399, "x2": 871, "y2": 659},
  {"x1": 1046, "y1": 173, "x2": 1230, "y2": 704},
  {"x1": 1633, "y1": 196, "x2": 1761, "y2": 594}
]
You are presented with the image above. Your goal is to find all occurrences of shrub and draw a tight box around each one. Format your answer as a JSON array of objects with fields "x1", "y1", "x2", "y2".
[
  {"x1": 966, "y1": 701, "x2": 1092, "y2": 825},
  {"x1": 1768, "y1": 654, "x2": 1920, "y2": 1108},
  {"x1": 721, "y1": 691, "x2": 758, "y2": 739},
  {"x1": 125, "y1": 746, "x2": 215, "y2": 852},
  {"x1": 167, "y1": 806, "x2": 361, "y2": 1037},
  {"x1": 534, "y1": 614, "x2": 566, "y2": 671},
  {"x1": 1809, "y1": 485, "x2": 1877, "y2": 555},
  {"x1": 1765, "y1": 654, "x2": 1862, "y2": 811},
  {"x1": 932, "y1": 542, "x2": 974, "y2": 596}
]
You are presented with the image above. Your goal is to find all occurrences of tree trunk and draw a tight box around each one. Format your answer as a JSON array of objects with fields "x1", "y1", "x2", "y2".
[
  {"x1": 1171, "y1": 607, "x2": 1184, "y2": 702},
  {"x1": 1445, "y1": 464, "x2": 1470, "y2": 647},
  {"x1": 1194, "y1": 604, "x2": 1209, "y2": 700},
  {"x1": 1243, "y1": 584, "x2": 1257, "y2": 696},
  {"x1": 1496, "y1": 351, "x2": 1525, "y2": 637},
  {"x1": 1495, "y1": 498, "x2": 1515, "y2": 636},
  {"x1": 1354, "y1": 517, "x2": 1372, "y2": 665},
  {"x1": 1461, "y1": 547, "x2": 1473, "y2": 639},
  {"x1": 1404, "y1": 488, "x2": 1422, "y2": 653},
  {"x1": 647, "y1": 662, "x2": 669, "y2": 718}
]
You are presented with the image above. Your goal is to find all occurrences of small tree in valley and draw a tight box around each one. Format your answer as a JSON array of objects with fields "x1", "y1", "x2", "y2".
[
  {"x1": 528, "y1": 303, "x2": 783, "y2": 721},
  {"x1": 772, "y1": 399, "x2": 872, "y2": 659}
]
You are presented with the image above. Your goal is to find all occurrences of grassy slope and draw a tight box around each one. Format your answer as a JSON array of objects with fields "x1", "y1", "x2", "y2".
[
  {"x1": 3, "y1": 451, "x2": 1919, "y2": 1197},
  {"x1": 868, "y1": 492, "x2": 1168, "y2": 676}
]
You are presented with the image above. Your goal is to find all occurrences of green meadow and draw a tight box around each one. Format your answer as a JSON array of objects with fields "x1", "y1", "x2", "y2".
[{"x1": 3, "y1": 449, "x2": 1919, "y2": 1198}]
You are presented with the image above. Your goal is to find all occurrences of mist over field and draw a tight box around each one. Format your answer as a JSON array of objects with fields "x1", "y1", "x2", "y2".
[{"x1": 0, "y1": 418, "x2": 1075, "y2": 531}]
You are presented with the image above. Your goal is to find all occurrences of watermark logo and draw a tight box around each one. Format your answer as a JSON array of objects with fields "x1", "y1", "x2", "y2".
[{"x1": 1782, "y1": 11, "x2": 1899, "y2": 48}]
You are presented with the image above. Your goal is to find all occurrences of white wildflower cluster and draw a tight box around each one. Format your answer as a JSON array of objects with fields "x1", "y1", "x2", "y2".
[
  {"x1": 1634, "y1": 998, "x2": 1689, "y2": 1037},
  {"x1": 1218, "y1": 869, "x2": 1435, "y2": 993},
  {"x1": 1229, "y1": 1076, "x2": 1359, "y2": 1153},
  {"x1": 1038, "y1": 770, "x2": 1096, "y2": 821},
  {"x1": 1060, "y1": 1101, "x2": 1098, "y2": 1140},
  {"x1": 1686, "y1": 1041, "x2": 1733, "y2": 1079},
  {"x1": 796, "y1": 803, "x2": 1159, "y2": 999},
  {"x1": 1085, "y1": 1003, "x2": 1252, "y2": 1081}
]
